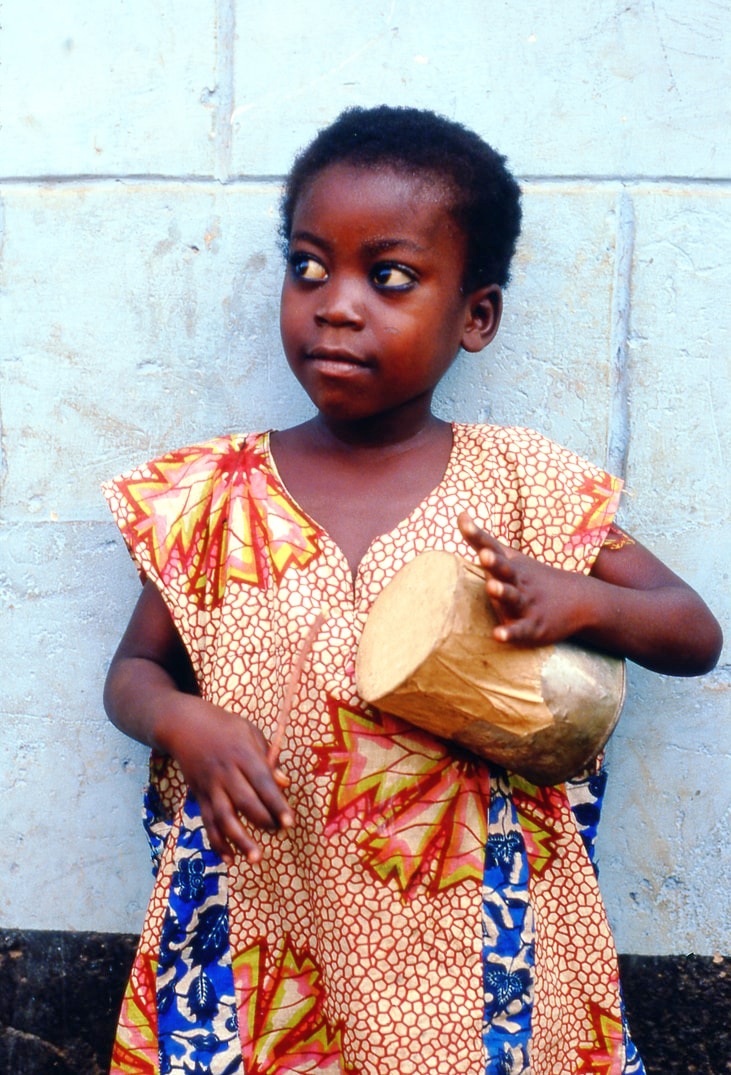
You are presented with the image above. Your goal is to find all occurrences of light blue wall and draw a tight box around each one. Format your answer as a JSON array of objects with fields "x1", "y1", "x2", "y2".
[{"x1": 1, "y1": 1, "x2": 728, "y2": 954}]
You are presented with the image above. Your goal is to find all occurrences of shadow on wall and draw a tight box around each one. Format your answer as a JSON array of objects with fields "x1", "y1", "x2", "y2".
[{"x1": 0, "y1": 931, "x2": 729, "y2": 1075}]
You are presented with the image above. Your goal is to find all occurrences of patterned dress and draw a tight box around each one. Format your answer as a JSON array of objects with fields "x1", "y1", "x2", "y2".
[{"x1": 103, "y1": 423, "x2": 645, "y2": 1075}]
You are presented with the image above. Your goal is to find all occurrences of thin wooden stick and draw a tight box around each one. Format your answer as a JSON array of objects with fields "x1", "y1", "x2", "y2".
[{"x1": 268, "y1": 607, "x2": 328, "y2": 766}]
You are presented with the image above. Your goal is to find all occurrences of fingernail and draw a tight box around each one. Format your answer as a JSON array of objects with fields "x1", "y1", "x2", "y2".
[
  {"x1": 280, "y1": 811, "x2": 294, "y2": 827},
  {"x1": 274, "y1": 768, "x2": 291, "y2": 788}
]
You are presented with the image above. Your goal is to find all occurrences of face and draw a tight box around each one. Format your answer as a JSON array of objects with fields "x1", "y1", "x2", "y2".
[{"x1": 279, "y1": 163, "x2": 500, "y2": 427}]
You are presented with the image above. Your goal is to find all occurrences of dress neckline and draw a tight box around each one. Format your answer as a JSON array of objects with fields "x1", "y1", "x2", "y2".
[{"x1": 262, "y1": 423, "x2": 464, "y2": 586}]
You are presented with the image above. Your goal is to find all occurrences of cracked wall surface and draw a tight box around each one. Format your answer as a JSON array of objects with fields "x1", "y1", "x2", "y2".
[{"x1": 0, "y1": 0, "x2": 729, "y2": 961}]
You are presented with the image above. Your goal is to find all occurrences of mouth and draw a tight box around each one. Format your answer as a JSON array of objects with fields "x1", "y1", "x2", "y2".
[{"x1": 306, "y1": 349, "x2": 371, "y2": 373}]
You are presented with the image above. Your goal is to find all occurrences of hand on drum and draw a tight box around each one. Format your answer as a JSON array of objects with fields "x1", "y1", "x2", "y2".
[{"x1": 458, "y1": 512, "x2": 588, "y2": 647}]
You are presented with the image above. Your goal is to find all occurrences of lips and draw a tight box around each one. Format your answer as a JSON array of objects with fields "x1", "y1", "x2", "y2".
[{"x1": 306, "y1": 348, "x2": 371, "y2": 373}]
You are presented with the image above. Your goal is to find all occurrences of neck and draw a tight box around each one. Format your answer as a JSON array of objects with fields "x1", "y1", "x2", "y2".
[{"x1": 310, "y1": 401, "x2": 446, "y2": 453}]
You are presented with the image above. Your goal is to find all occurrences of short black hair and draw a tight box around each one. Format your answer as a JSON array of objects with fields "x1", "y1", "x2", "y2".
[{"x1": 279, "y1": 105, "x2": 522, "y2": 290}]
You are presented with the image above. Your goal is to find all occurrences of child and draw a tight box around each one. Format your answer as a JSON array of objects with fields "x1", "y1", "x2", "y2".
[{"x1": 103, "y1": 106, "x2": 721, "y2": 1075}]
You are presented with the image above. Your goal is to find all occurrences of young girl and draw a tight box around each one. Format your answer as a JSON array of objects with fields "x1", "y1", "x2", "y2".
[{"x1": 103, "y1": 106, "x2": 721, "y2": 1075}]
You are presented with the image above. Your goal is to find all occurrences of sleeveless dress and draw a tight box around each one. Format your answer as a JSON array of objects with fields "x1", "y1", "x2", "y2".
[{"x1": 103, "y1": 423, "x2": 645, "y2": 1075}]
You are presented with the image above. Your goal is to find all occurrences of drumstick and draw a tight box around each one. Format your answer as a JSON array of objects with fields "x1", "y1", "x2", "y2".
[{"x1": 267, "y1": 607, "x2": 329, "y2": 766}]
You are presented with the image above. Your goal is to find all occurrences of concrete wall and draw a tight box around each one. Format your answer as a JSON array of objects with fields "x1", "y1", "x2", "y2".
[{"x1": 1, "y1": 0, "x2": 728, "y2": 955}]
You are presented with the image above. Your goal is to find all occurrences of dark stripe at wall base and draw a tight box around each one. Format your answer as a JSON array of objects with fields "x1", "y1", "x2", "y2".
[{"x1": 0, "y1": 931, "x2": 728, "y2": 1075}]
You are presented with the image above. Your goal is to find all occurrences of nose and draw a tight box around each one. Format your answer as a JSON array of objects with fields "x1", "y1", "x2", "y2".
[{"x1": 314, "y1": 274, "x2": 365, "y2": 329}]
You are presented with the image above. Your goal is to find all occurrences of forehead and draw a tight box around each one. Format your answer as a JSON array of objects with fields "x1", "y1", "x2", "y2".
[{"x1": 291, "y1": 163, "x2": 462, "y2": 249}]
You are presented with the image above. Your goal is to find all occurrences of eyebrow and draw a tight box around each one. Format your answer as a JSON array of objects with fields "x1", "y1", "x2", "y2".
[
  {"x1": 290, "y1": 230, "x2": 428, "y2": 256},
  {"x1": 290, "y1": 230, "x2": 329, "y2": 250},
  {"x1": 362, "y1": 237, "x2": 428, "y2": 255}
]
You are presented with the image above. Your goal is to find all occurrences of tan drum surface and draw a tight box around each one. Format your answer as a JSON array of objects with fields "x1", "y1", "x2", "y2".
[{"x1": 355, "y1": 551, "x2": 625, "y2": 785}]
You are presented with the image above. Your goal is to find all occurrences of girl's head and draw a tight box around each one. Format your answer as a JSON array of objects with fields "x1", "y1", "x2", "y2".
[
  {"x1": 280, "y1": 105, "x2": 522, "y2": 291},
  {"x1": 278, "y1": 107, "x2": 522, "y2": 429}
]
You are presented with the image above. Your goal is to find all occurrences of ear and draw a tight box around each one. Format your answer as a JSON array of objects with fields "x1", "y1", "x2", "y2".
[{"x1": 460, "y1": 285, "x2": 502, "y2": 353}]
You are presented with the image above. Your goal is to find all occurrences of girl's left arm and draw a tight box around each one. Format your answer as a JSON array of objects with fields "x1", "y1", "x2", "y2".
[{"x1": 459, "y1": 513, "x2": 723, "y2": 676}]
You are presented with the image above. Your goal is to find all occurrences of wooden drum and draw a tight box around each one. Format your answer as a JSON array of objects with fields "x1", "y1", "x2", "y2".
[{"x1": 355, "y1": 551, "x2": 625, "y2": 785}]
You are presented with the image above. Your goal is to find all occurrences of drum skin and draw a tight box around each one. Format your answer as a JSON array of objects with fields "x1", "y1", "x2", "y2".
[{"x1": 355, "y1": 551, "x2": 625, "y2": 785}]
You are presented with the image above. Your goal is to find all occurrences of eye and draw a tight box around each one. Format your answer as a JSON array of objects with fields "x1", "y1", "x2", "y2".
[
  {"x1": 370, "y1": 263, "x2": 417, "y2": 290},
  {"x1": 289, "y1": 252, "x2": 328, "y2": 282}
]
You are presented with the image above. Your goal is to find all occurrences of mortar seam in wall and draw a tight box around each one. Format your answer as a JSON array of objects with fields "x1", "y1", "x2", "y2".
[
  {"x1": 0, "y1": 198, "x2": 6, "y2": 503},
  {"x1": 606, "y1": 189, "x2": 635, "y2": 480},
  {"x1": 0, "y1": 175, "x2": 281, "y2": 188},
  {"x1": 520, "y1": 175, "x2": 731, "y2": 186},
  {"x1": 0, "y1": 175, "x2": 730, "y2": 189}
]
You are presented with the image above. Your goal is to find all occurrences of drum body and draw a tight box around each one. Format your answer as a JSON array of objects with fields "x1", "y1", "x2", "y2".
[{"x1": 355, "y1": 551, "x2": 625, "y2": 785}]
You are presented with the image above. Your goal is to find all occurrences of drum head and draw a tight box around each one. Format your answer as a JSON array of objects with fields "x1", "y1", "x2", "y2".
[{"x1": 356, "y1": 550, "x2": 463, "y2": 703}]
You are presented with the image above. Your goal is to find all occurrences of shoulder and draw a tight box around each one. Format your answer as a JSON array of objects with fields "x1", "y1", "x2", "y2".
[
  {"x1": 101, "y1": 431, "x2": 272, "y2": 551},
  {"x1": 102, "y1": 432, "x2": 270, "y2": 502},
  {"x1": 454, "y1": 422, "x2": 578, "y2": 461},
  {"x1": 453, "y1": 423, "x2": 615, "y2": 483},
  {"x1": 101, "y1": 431, "x2": 274, "y2": 597},
  {"x1": 106, "y1": 431, "x2": 268, "y2": 480},
  {"x1": 452, "y1": 423, "x2": 623, "y2": 571}
]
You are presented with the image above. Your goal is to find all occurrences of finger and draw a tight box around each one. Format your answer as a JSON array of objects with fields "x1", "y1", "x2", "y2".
[
  {"x1": 224, "y1": 768, "x2": 291, "y2": 830},
  {"x1": 205, "y1": 788, "x2": 267, "y2": 864},
  {"x1": 198, "y1": 797, "x2": 257, "y2": 864},
  {"x1": 493, "y1": 618, "x2": 545, "y2": 646},
  {"x1": 458, "y1": 511, "x2": 494, "y2": 549},
  {"x1": 457, "y1": 510, "x2": 479, "y2": 540},
  {"x1": 459, "y1": 513, "x2": 518, "y2": 568},
  {"x1": 227, "y1": 727, "x2": 294, "y2": 826},
  {"x1": 485, "y1": 578, "x2": 524, "y2": 612},
  {"x1": 219, "y1": 813, "x2": 265, "y2": 865},
  {"x1": 273, "y1": 767, "x2": 291, "y2": 789},
  {"x1": 238, "y1": 755, "x2": 295, "y2": 828},
  {"x1": 478, "y1": 547, "x2": 518, "y2": 581}
]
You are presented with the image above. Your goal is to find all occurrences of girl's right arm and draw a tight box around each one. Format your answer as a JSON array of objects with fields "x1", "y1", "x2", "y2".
[{"x1": 103, "y1": 581, "x2": 293, "y2": 864}]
